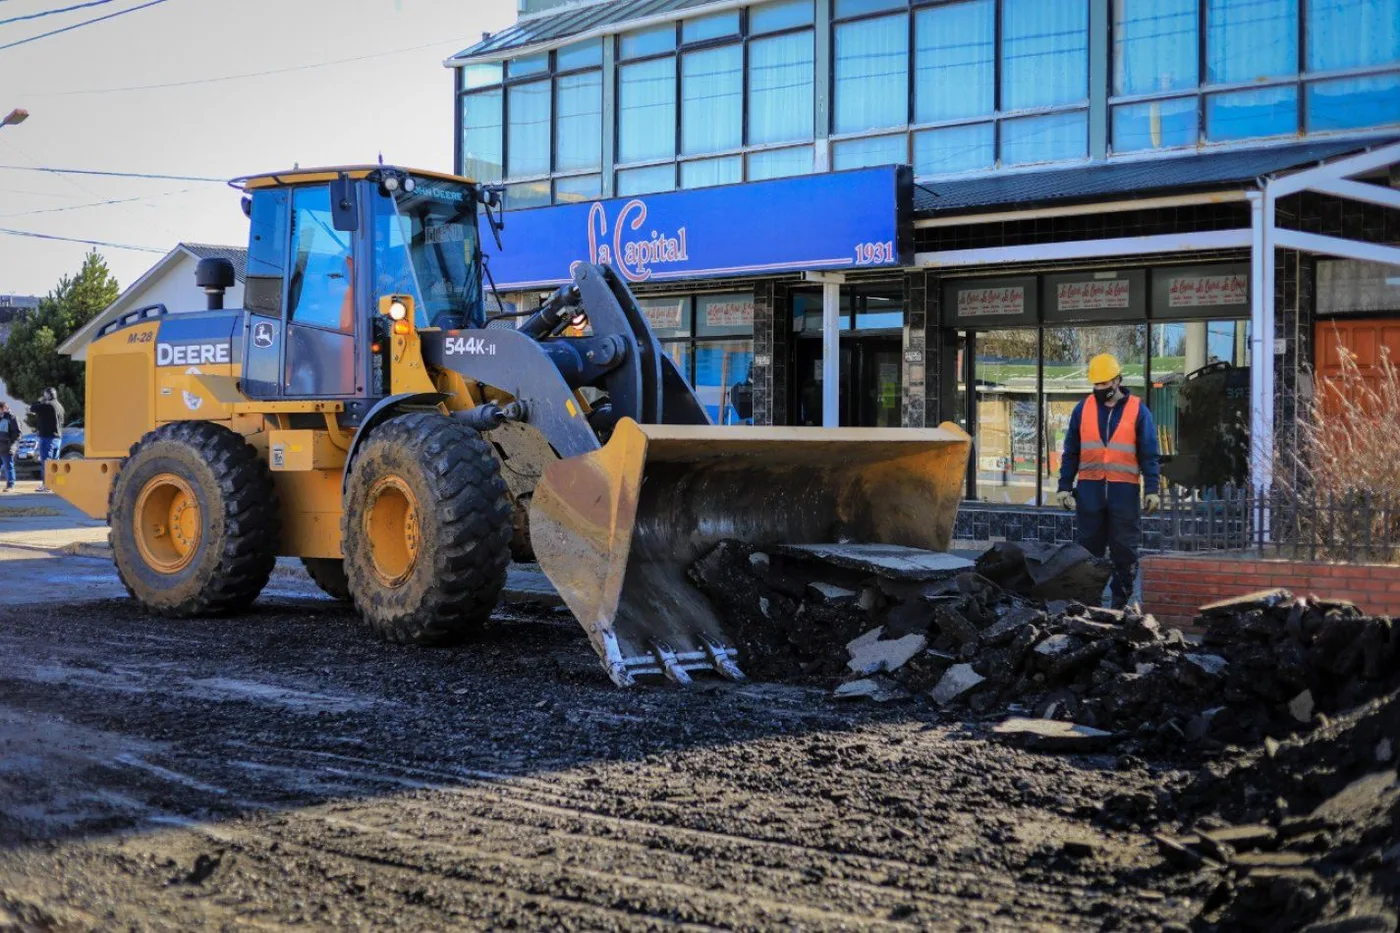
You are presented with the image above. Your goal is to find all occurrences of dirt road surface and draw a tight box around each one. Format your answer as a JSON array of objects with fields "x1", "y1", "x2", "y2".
[{"x1": 0, "y1": 548, "x2": 1210, "y2": 930}]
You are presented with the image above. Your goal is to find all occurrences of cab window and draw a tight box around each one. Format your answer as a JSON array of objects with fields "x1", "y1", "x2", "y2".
[{"x1": 286, "y1": 186, "x2": 354, "y2": 333}]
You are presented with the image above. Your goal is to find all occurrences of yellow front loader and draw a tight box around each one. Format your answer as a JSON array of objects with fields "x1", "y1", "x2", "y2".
[{"x1": 52, "y1": 165, "x2": 970, "y2": 685}]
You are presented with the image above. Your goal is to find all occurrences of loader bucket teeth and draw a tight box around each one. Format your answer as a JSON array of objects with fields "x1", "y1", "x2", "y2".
[{"x1": 529, "y1": 418, "x2": 972, "y2": 687}]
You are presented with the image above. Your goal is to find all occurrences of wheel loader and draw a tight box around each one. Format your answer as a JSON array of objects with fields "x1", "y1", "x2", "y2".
[{"x1": 51, "y1": 165, "x2": 971, "y2": 686}]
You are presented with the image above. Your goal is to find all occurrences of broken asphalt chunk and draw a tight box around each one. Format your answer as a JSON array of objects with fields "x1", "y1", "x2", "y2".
[
  {"x1": 847, "y1": 633, "x2": 928, "y2": 676},
  {"x1": 992, "y1": 717, "x2": 1114, "y2": 752},
  {"x1": 930, "y1": 663, "x2": 984, "y2": 705}
]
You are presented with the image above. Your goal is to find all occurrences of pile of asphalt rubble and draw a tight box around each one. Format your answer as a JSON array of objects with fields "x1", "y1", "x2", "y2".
[
  {"x1": 690, "y1": 539, "x2": 1400, "y2": 929},
  {"x1": 689, "y1": 539, "x2": 1399, "y2": 751}
]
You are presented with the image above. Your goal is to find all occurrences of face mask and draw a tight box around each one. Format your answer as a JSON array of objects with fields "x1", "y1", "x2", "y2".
[{"x1": 1093, "y1": 386, "x2": 1116, "y2": 405}]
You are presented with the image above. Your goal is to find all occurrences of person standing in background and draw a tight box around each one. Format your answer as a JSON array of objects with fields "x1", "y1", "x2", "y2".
[
  {"x1": 0, "y1": 402, "x2": 19, "y2": 491},
  {"x1": 31, "y1": 387, "x2": 64, "y2": 493}
]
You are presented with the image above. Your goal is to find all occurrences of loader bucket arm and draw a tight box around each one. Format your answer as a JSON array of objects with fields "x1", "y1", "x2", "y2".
[{"x1": 530, "y1": 419, "x2": 972, "y2": 686}]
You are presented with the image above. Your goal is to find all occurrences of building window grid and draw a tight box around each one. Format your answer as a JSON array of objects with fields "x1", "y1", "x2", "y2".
[
  {"x1": 1107, "y1": 0, "x2": 1400, "y2": 154},
  {"x1": 829, "y1": 0, "x2": 1092, "y2": 176},
  {"x1": 459, "y1": 0, "x2": 1399, "y2": 195},
  {"x1": 614, "y1": 11, "x2": 818, "y2": 193},
  {"x1": 458, "y1": 44, "x2": 604, "y2": 206}
]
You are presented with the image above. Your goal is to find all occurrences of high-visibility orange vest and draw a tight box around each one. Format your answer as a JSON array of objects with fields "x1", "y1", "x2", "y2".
[{"x1": 1079, "y1": 394, "x2": 1141, "y2": 484}]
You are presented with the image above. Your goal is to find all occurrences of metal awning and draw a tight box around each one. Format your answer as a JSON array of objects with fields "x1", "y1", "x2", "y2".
[{"x1": 448, "y1": 0, "x2": 732, "y2": 64}]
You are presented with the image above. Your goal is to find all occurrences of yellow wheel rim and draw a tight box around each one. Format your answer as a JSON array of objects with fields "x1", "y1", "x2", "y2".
[
  {"x1": 363, "y1": 475, "x2": 421, "y2": 588},
  {"x1": 133, "y1": 472, "x2": 202, "y2": 574}
]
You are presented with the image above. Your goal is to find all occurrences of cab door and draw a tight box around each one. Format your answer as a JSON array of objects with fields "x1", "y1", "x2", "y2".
[
  {"x1": 282, "y1": 185, "x2": 360, "y2": 397},
  {"x1": 242, "y1": 188, "x2": 288, "y2": 399}
]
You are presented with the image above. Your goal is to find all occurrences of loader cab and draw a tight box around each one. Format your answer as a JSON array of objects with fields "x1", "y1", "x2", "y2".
[{"x1": 237, "y1": 167, "x2": 486, "y2": 417}]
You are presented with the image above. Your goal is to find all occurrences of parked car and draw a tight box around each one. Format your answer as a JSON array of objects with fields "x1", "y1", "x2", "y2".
[{"x1": 14, "y1": 420, "x2": 84, "y2": 479}]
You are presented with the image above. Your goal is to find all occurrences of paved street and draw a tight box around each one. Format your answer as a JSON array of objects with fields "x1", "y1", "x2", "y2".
[{"x1": 0, "y1": 497, "x2": 1210, "y2": 930}]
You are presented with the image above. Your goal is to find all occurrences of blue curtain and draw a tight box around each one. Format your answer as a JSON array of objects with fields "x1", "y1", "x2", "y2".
[
  {"x1": 1308, "y1": 74, "x2": 1400, "y2": 130},
  {"x1": 915, "y1": 0, "x2": 995, "y2": 123},
  {"x1": 681, "y1": 156, "x2": 742, "y2": 189},
  {"x1": 507, "y1": 80, "x2": 550, "y2": 178},
  {"x1": 616, "y1": 164, "x2": 676, "y2": 196},
  {"x1": 914, "y1": 123, "x2": 995, "y2": 175},
  {"x1": 682, "y1": 45, "x2": 743, "y2": 155},
  {"x1": 553, "y1": 174, "x2": 601, "y2": 204},
  {"x1": 1002, "y1": 0, "x2": 1089, "y2": 109},
  {"x1": 834, "y1": 15, "x2": 909, "y2": 133},
  {"x1": 748, "y1": 31, "x2": 814, "y2": 145},
  {"x1": 751, "y1": 0, "x2": 814, "y2": 34},
  {"x1": 1112, "y1": 97, "x2": 1198, "y2": 151},
  {"x1": 746, "y1": 146, "x2": 814, "y2": 180},
  {"x1": 1308, "y1": 0, "x2": 1400, "y2": 71},
  {"x1": 832, "y1": 134, "x2": 907, "y2": 170},
  {"x1": 1001, "y1": 111, "x2": 1088, "y2": 165},
  {"x1": 1206, "y1": 85, "x2": 1297, "y2": 140},
  {"x1": 1207, "y1": 0, "x2": 1297, "y2": 84},
  {"x1": 461, "y1": 90, "x2": 503, "y2": 182},
  {"x1": 1113, "y1": 0, "x2": 1198, "y2": 95},
  {"x1": 555, "y1": 71, "x2": 601, "y2": 173},
  {"x1": 618, "y1": 58, "x2": 676, "y2": 163}
]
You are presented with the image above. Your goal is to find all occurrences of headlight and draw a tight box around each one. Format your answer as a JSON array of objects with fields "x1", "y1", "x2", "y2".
[{"x1": 388, "y1": 300, "x2": 408, "y2": 321}]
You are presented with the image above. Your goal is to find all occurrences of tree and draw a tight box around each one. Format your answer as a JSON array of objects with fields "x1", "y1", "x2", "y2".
[{"x1": 0, "y1": 251, "x2": 119, "y2": 427}]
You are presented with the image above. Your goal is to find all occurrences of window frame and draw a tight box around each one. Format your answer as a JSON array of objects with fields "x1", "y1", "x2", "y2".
[
  {"x1": 1107, "y1": 0, "x2": 1400, "y2": 154},
  {"x1": 829, "y1": 0, "x2": 1092, "y2": 177}
]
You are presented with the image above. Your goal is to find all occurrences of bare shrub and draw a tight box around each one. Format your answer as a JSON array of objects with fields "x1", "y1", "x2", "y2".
[{"x1": 1275, "y1": 342, "x2": 1400, "y2": 562}]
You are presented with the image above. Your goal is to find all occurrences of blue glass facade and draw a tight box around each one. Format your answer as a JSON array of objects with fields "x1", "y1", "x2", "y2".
[{"x1": 457, "y1": 0, "x2": 1399, "y2": 200}]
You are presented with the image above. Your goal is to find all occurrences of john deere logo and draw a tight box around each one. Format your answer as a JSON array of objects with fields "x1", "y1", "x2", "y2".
[{"x1": 252, "y1": 320, "x2": 275, "y2": 349}]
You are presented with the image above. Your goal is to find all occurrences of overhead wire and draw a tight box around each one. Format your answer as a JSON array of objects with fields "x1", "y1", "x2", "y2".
[
  {"x1": 19, "y1": 34, "x2": 483, "y2": 96},
  {"x1": 0, "y1": 164, "x2": 225, "y2": 182},
  {"x1": 0, "y1": 186, "x2": 195, "y2": 217},
  {"x1": 0, "y1": 0, "x2": 121, "y2": 28},
  {"x1": 0, "y1": 0, "x2": 172, "y2": 53},
  {"x1": 0, "y1": 226, "x2": 166, "y2": 252}
]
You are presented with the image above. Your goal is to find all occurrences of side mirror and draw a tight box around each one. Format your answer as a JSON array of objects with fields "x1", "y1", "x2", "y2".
[{"x1": 329, "y1": 174, "x2": 359, "y2": 232}]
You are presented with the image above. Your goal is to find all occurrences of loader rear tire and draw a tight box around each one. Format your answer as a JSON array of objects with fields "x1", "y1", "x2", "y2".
[
  {"x1": 343, "y1": 412, "x2": 511, "y2": 646},
  {"x1": 109, "y1": 421, "x2": 279, "y2": 617},
  {"x1": 301, "y1": 557, "x2": 351, "y2": 602}
]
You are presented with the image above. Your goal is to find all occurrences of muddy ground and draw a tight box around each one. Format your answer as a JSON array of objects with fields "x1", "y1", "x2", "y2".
[{"x1": 0, "y1": 550, "x2": 1354, "y2": 931}]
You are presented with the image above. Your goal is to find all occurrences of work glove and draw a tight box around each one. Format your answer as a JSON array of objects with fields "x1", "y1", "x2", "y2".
[
  {"x1": 1144, "y1": 493, "x2": 1161, "y2": 514},
  {"x1": 1055, "y1": 490, "x2": 1076, "y2": 511}
]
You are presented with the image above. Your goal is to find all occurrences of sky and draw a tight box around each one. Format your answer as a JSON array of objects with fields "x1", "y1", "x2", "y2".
[{"x1": 0, "y1": 0, "x2": 517, "y2": 297}]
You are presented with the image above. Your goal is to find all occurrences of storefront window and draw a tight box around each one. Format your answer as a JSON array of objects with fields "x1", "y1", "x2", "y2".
[
  {"x1": 748, "y1": 31, "x2": 815, "y2": 146},
  {"x1": 696, "y1": 340, "x2": 755, "y2": 424},
  {"x1": 506, "y1": 80, "x2": 551, "y2": 178},
  {"x1": 1150, "y1": 320, "x2": 1252, "y2": 490},
  {"x1": 975, "y1": 330, "x2": 1039, "y2": 504},
  {"x1": 682, "y1": 44, "x2": 743, "y2": 155},
  {"x1": 461, "y1": 90, "x2": 503, "y2": 182},
  {"x1": 555, "y1": 71, "x2": 602, "y2": 173},
  {"x1": 834, "y1": 14, "x2": 909, "y2": 134},
  {"x1": 636, "y1": 296, "x2": 691, "y2": 338},
  {"x1": 618, "y1": 58, "x2": 676, "y2": 164},
  {"x1": 915, "y1": 0, "x2": 995, "y2": 123}
]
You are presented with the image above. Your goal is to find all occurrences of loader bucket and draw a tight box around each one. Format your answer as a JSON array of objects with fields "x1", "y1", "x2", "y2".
[{"x1": 529, "y1": 418, "x2": 972, "y2": 686}]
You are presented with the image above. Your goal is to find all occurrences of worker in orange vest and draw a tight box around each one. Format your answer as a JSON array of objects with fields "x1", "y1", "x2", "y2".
[{"x1": 1056, "y1": 353, "x2": 1161, "y2": 609}]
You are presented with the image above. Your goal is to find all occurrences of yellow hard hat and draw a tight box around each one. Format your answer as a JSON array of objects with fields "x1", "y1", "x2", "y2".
[{"x1": 1087, "y1": 353, "x2": 1122, "y2": 384}]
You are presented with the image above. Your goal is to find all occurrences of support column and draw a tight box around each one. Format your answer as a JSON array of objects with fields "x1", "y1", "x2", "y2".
[
  {"x1": 750, "y1": 280, "x2": 790, "y2": 427},
  {"x1": 822, "y1": 280, "x2": 840, "y2": 427},
  {"x1": 902, "y1": 269, "x2": 948, "y2": 428},
  {"x1": 1248, "y1": 191, "x2": 1274, "y2": 495}
]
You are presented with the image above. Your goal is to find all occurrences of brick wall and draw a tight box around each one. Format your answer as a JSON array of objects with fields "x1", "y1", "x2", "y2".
[{"x1": 1142, "y1": 554, "x2": 1400, "y2": 627}]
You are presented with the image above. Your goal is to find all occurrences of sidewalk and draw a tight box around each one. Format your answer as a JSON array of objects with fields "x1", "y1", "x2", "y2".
[{"x1": 0, "y1": 479, "x2": 562, "y2": 606}]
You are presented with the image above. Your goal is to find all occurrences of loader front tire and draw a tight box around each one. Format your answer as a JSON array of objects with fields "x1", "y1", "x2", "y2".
[
  {"x1": 109, "y1": 421, "x2": 279, "y2": 617},
  {"x1": 343, "y1": 412, "x2": 511, "y2": 646},
  {"x1": 301, "y1": 557, "x2": 351, "y2": 602}
]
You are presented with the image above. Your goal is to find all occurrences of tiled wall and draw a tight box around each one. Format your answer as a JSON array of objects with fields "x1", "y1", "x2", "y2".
[{"x1": 750, "y1": 280, "x2": 789, "y2": 427}]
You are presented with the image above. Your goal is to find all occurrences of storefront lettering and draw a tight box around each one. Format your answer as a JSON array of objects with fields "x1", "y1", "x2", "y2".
[
  {"x1": 640, "y1": 301, "x2": 684, "y2": 330},
  {"x1": 1168, "y1": 274, "x2": 1248, "y2": 308},
  {"x1": 957, "y1": 286, "x2": 1024, "y2": 317},
  {"x1": 703, "y1": 300, "x2": 753, "y2": 328},
  {"x1": 587, "y1": 200, "x2": 689, "y2": 284},
  {"x1": 1056, "y1": 279, "x2": 1131, "y2": 311}
]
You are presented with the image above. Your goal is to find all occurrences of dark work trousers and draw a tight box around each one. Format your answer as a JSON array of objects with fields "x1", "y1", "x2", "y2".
[{"x1": 1073, "y1": 479, "x2": 1143, "y2": 609}]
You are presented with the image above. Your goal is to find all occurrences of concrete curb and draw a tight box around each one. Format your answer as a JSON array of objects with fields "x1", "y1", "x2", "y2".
[{"x1": 42, "y1": 538, "x2": 564, "y2": 607}]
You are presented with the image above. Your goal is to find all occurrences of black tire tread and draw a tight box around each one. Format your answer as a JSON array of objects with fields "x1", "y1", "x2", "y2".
[
  {"x1": 343, "y1": 412, "x2": 511, "y2": 646},
  {"x1": 301, "y1": 557, "x2": 351, "y2": 602},
  {"x1": 108, "y1": 421, "x2": 280, "y2": 617}
]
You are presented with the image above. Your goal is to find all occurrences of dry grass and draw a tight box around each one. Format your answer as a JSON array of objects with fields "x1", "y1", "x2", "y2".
[{"x1": 1276, "y1": 344, "x2": 1400, "y2": 562}]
